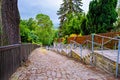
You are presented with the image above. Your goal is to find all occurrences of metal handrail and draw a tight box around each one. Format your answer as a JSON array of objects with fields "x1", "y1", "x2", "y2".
[
  {"x1": 92, "y1": 34, "x2": 119, "y2": 52},
  {"x1": 70, "y1": 40, "x2": 81, "y2": 45},
  {"x1": 95, "y1": 34, "x2": 120, "y2": 40},
  {"x1": 95, "y1": 34, "x2": 118, "y2": 46},
  {"x1": 55, "y1": 33, "x2": 120, "y2": 77},
  {"x1": 93, "y1": 34, "x2": 120, "y2": 77},
  {"x1": 70, "y1": 40, "x2": 91, "y2": 47}
]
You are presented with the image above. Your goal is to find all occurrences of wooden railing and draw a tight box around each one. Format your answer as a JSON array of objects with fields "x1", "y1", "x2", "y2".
[{"x1": 0, "y1": 43, "x2": 40, "y2": 80}]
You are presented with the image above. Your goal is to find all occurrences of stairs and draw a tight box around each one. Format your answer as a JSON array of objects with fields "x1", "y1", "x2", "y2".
[{"x1": 51, "y1": 45, "x2": 92, "y2": 64}]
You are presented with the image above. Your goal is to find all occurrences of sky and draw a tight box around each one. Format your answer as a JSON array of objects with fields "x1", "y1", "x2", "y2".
[{"x1": 18, "y1": 0, "x2": 91, "y2": 26}]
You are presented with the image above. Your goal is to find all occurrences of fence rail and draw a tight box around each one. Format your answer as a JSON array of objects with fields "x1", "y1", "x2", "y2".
[{"x1": 0, "y1": 43, "x2": 40, "y2": 80}]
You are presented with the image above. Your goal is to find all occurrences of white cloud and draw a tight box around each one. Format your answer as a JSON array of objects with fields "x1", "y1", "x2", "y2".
[
  {"x1": 18, "y1": 0, "x2": 62, "y2": 25},
  {"x1": 18, "y1": 0, "x2": 91, "y2": 25},
  {"x1": 32, "y1": 0, "x2": 62, "y2": 8},
  {"x1": 82, "y1": 0, "x2": 91, "y2": 13}
]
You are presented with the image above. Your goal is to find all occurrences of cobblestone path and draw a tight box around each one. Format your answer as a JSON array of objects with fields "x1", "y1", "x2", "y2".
[{"x1": 10, "y1": 48, "x2": 118, "y2": 80}]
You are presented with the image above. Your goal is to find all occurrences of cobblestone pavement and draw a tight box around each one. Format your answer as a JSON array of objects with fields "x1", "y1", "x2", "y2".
[{"x1": 10, "y1": 48, "x2": 118, "y2": 80}]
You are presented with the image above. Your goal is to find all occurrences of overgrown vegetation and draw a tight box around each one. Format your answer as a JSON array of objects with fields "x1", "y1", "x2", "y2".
[
  {"x1": 20, "y1": 0, "x2": 119, "y2": 45},
  {"x1": 57, "y1": 0, "x2": 118, "y2": 36},
  {"x1": 87, "y1": 0, "x2": 118, "y2": 34},
  {"x1": 114, "y1": 3, "x2": 120, "y2": 31},
  {"x1": 57, "y1": 0, "x2": 83, "y2": 36},
  {"x1": 20, "y1": 13, "x2": 57, "y2": 45}
]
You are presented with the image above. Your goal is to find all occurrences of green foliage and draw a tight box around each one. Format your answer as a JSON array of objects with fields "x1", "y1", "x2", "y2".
[
  {"x1": 35, "y1": 14, "x2": 54, "y2": 45},
  {"x1": 36, "y1": 14, "x2": 53, "y2": 28},
  {"x1": 20, "y1": 19, "x2": 38, "y2": 43},
  {"x1": 86, "y1": 0, "x2": 118, "y2": 34},
  {"x1": 57, "y1": 0, "x2": 83, "y2": 30},
  {"x1": 61, "y1": 13, "x2": 83, "y2": 36},
  {"x1": 20, "y1": 13, "x2": 56, "y2": 45},
  {"x1": 80, "y1": 14, "x2": 89, "y2": 35},
  {"x1": 57, "y1": 0, "x2": 83, "y2": 36},
  {"x1": 113, "y1": 6, "x2": 120, "y2": 31}
]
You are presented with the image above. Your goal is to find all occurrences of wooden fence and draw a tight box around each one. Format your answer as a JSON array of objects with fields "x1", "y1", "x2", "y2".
[{"x1": 0, "y1": 44, "x2": 40, "y2": 80}]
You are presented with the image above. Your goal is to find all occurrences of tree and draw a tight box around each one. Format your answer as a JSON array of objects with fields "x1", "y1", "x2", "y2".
[
  {"x1": 113, "y1": 0, "x2": 120, "y2": 31},
  {"x1": 20, "y1": 14, "x2": 55, "y2": 45},
  {"x1": 61, "y1": 13, "x2": 83, "y2": 36},
  {"x1": 57, "y1": 0, "x2": 83, "y2": 29},
  {"x1": 26, "y1": 18, "x2": 37, "y2": 31},
  {"x1": 35, "y1": 14, "x2": 54, "y2": 45},
  {"x1": 20, "y1": 20, "x2": 38, "y2": 43},
  {"x1": 87, "y1": 0, "x2": 118, "y2": 34},
  {"x1": 20, "y1": 20, "x2": 29, "y2": 42},
  {"x1": 0, "y1": 1, "x2": 2, "y2": 46},
  {"x1": 80, "y1": 14, "x2": 89, "y2": 35},
  {"x1": 0, "y1": 0, "x2": 20, "y2": 46},
  {"x1": 36, "y1": 14, "x2": 53, "y2": 28}
]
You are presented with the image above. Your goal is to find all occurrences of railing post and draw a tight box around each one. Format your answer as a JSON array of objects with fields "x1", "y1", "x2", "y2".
[
  {"x1": 59, "y1": 43, "x2": 61, "y2": 52},
  {"x1": 57, "y1": 43, "x2": 59, "y2": 51},
  {"x1": 53, "y1": 42, "x2": 55, "y2": 49},
  {"x1": 115, "y1": 42, "x2": 117, "y2": 50},
  {"x1": 70, "y1": 43, "x2": 72, "y2": 51},
  {"x1": 87, "y1": 41, "x2": 88, "y2": 49},
  {"x1": 66, "y1": 44, "x2": 68, "y2": 53},
  {"x1": 74, "y1": 43, "x2": 75, "y2": 49},
  {"x1": 80, "y1": 44, "x2": 82, "y2": 58},
  {"x1": 91, "y1": 34, "x2": 94, "y2": 66},
  {"x1": 101, "y1": 37, "x2": 104, "y2": 54},
  {"x1": 61, "y1": 43, "x2": 63, "y2": 51},
  {"x1": 65, "y1": 44, "x2": 67, "y2": 53},
  {"x1": 116, "y1": 40, "x2": 120, "y2": 77}
]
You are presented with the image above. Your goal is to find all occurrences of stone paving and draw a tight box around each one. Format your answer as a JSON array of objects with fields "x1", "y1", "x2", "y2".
[{"x1": 10, "y1": 48, "x2": 118, "y2": 80}]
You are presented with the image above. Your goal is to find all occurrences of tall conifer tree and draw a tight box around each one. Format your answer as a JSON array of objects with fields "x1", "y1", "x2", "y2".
[
  {"x1": 57, "y1": 0, "x2": 83, "y2": 32},
  {"x1": 87, "y1": 0, "x2": 118, "y2": 34}
]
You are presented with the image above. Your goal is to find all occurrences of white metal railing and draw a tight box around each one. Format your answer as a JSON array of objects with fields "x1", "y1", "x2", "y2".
[
  {"x1": 92, "y1": 34, "x2": 120, "y2": 77},
  {"x1": 53, "y1": 33, "x2": 120, "y2": 77}
]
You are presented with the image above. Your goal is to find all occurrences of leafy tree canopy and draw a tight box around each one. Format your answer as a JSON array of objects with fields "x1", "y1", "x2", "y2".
[
  {"x1": 57, "y1": 0, "x2": 83, "y2": 36},
  {"x1": 87, "y1": 0, "x2": 118, "y2": 34},
  {"x1": 57, "y1": 0, "x2": 83, "y2": 29},
  {"x1": 20, "y1": 13, "x2": 56, "y2": 45},
  {"x1": 61, "y1": 13, "x2": 83, "y2": 36}
]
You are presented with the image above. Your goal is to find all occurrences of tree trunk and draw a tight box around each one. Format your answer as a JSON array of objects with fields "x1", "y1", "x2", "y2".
[
  {"x1": 0, "y1": 0, "x2": 20, "y2": 46},
  {"x1": 0, "y1": 0, "x2": 2, "y2": 46}
]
